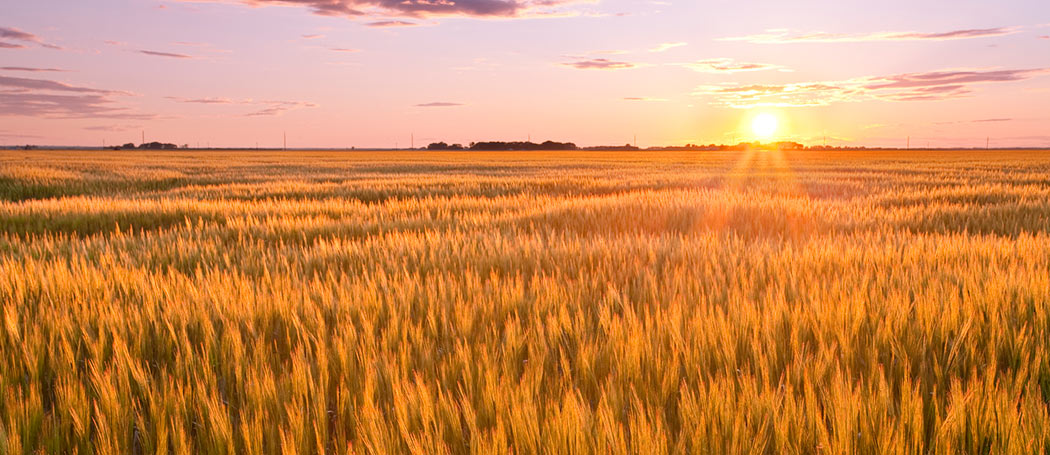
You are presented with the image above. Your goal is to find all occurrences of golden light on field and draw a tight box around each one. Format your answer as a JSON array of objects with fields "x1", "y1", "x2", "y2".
[{"x1": 751, "y1": 113, "x2": 779, "y2": 140}]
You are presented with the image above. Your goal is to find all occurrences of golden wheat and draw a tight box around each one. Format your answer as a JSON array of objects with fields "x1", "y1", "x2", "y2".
[{"x1": 1, "y1": 149, "x2": 1048, "y2": 454}]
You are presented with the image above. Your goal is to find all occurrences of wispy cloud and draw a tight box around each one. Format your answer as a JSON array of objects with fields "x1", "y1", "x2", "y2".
[
  {"x1": 166, "y1": 96, "x2": 317, "y2": 116},
  {"x1": 0, "y1": 27, "x2": 62, "y2": 49},
  {"x1": 84, "y1": 124, "x2": 141, "y2": 132},
  {"x1": 139, "y1": 49, "x2": 194, "y2": 58},
  {"x1": 0, "y1": 75, "x2": 123, "y2": 94},
  {"x1": 367, "y1": 20, "x2": 419, "y2": 27},
  {"x1": 1, "y1": 67, "x2": 66, "y2": 73},
  {"x1": 679, "y1": 58, "x2": 783, "y2": 73},
  {"x1": 693, "y1": 68, "x2": 1050, "y2": 108},
  {"x1": 623, "y1": 97, "x2": 667, "y2": 102},
  {"x1": 649, "y1": 42, "x2": 686, "y2": 53},
  {"x1": 329, "y1": 47, "x2": 361, "y2": 53},
  {"x1": 301, "y1": 34, "x2": 325, "y2": 39},
  {"x1": 244, "y1": 100, "x2": 317, "y2": 117},
  {"x1": 0, "y1": 76, "x2": 151, "y2": 119},
  {"x1": 722, "y1": 27, "x2": 1017, "y2": 44},
  {"x1": 177, "y1": 0, "x2": 586, "y2": 20},
  {"x1": 415, "y1": 102, "x2": 463, "y2": 107},
  {"x1": 165, "y1": 96, "x2": 235, "y2": 104},
  {"x1": 563, "y1": 58, "x2": 636, "y2": 70}
]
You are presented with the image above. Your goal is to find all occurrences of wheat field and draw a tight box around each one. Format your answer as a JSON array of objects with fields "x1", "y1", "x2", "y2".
[{"x1": 1, "y1": 149, "x2": 1048, "y2": 454}]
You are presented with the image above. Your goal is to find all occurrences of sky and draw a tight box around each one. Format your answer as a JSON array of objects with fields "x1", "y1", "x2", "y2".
[{"x1": 2, "y1": 0, "x2": 1049, "y2": 148}]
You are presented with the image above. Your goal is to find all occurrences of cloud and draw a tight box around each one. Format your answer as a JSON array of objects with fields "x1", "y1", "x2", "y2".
[
  {"x1": 0, "y1": 27, "x2": 62, "y2": 49},
  {"x1": 1041, "y1": 35, "x2": 1050, "y2": 40},
  {"x1": 0, "y1": 93, "x2": 153, "y2": 119},
  {"x1": 302, "y1": 34, "x2": 325, "y2": 39},
  {"x1": 415, "y1": 102, "x2": 463, "y2": 107},
  {"x1": 367, "y1": 20, "x2": 419, "y2": 27},
  {"x1": 176, "y1": 0, "x2": 585, "y2": 19},
  {"x1": 722, "y1": 27, "x2": 1017, "y2": 44},
  {"x1": 139, "y1": 50, "x2": 194, "y2": 58},
  {"x1": 680, "y1": 58, "x2": 783, "y2": 73},
  {"x1": 84, "y1": 124, "x2": 141, "y2": 132},
  {"x1": 563, "y1": 58, "x2": 635, "y2": 70},
  {"x1": 244, "y1": 100, "x2": 317, "y2": 116},
  {"x1": 165, "y1": 96, "x2": 235, "y2": 104},
  {"x1": 0, "y1": 75, "x2": 122, "y2": 94},
  {"x1": 1, "y1": 66, "x2": 67, "y2": 72},
  {"x1": 166, "y1": 95, "x2": 317, "y2": 116},
  {"x1": 0, "y1": 28, "x2": 37, "y2": 41},
  {"x1": 972, "y1": 118, "x2": 1012, "y2": 123},
  {"x1": 693, "y1": 68, "x2": 1050, "y2": 108},
  {"x1": 0, "y1": 75, "x2": 152, "y2": 119},
  {"x1": 330, "y1": 47, "x2": 361, "y2": 52},
  {"x1": 865, "y1": 68, "x2": 1044, "y2": 89},
  {"x1": 649, "y1": 42, "x2": 686, "y2": 53},
  {"x1": 623, "y1": 97, "x2": 667, "y2": 102}
]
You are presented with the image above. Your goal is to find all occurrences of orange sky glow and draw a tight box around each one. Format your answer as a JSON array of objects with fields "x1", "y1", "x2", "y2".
[{"x1": 3, "y1": 0, "x2": 1050, "y2": 148}]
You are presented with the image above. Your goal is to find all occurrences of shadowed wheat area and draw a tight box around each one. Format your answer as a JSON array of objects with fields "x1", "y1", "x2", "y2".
[{"x1": 2, "y1": 149, "x2": 1049, "y2": 454}]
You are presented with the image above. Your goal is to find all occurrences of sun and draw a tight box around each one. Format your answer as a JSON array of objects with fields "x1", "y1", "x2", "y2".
[{"x1": 751, "y1": 113, "x2": 779, "y2": 140}]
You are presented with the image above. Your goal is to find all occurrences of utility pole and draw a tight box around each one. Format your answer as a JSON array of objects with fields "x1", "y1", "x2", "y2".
[
  {"x1": 986, "y1": 137, "x2": 990, "y2": 150},
  {"x1": 906, "y1": 136, "x2": 910, "y2": 150},
  {"x1": 283, "y1": 132, "x2": 287, "y2": 151},
  {"x1": 141, "y1": 130, "x2": 145, "y2": 145},
  {"x1": 411, "y1": 133, "x2": 414, "y2": 149}
]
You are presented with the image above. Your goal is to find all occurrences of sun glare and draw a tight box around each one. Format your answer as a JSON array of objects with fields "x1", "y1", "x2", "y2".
[{"x1": 752, "y1": 113, "x2": 779, "y2": 139}]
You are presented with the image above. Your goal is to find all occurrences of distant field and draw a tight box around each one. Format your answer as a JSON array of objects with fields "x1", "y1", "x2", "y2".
[{"x1": 2, "y1": 149, "x2": 1049, "y2": 454}]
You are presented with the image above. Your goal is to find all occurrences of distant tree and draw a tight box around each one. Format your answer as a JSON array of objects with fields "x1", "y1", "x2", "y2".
[
  {"x1": 469, "y1": 140, "x2": 577, "y2": 151},
  {"x1": 428, "y1": 142, "x2": 450, "y2": 150},
  {"x1": 139, "y1": 142, "x2": 178, "y2": 150},
  {"x1": 775, "y1": 141, "x2": 804, "y2": 151}
]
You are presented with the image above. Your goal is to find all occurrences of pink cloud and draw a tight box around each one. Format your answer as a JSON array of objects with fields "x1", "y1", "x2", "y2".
[
  {"x1": 0, "y1": 75, "x2": 122, "y2": 94},
  {"x1": 563, "y1": 58, "x2": 635, "y2": 70},
  {"x1": 680, "y1": 58, "x2": 783, "y2": 73},
  {"x1": 693, "y1": 68, "x2": 1050, "y2": 108},
  {"x1": 139, "y1": 50, "x2": 194, "y2": 58},
  {"x1": 722, "y1": 27, "x2": 1017, "y2": 44},
  {"x1": 0, "y1": 26, "x2": 62, "y2": 49},
  {"x1": 0, "y1": 75, "x2": 153, "y2": 119},
  {"x1": 166, "y1": 95, "x2": 317, "y2": 116},
  {"x1": 177, "y1": 0, "x2": 583, "y2": 19},
  {"x1": 367, "y1": 20, "x2": 418, "y2": 27},
  {"x1": 1, "y1": 67, "x2": 67, "y2": 72}
]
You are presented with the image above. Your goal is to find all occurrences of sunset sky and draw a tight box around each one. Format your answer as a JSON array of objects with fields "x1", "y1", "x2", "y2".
[{"x1": 3, "y1": 0, "x2": 1049, "y2": 148}]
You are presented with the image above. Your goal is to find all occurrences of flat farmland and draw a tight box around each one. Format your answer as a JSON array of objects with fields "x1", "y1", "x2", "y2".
[{"x1": 1, "y1": 149, "x2": 1049, "y2": 454}]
